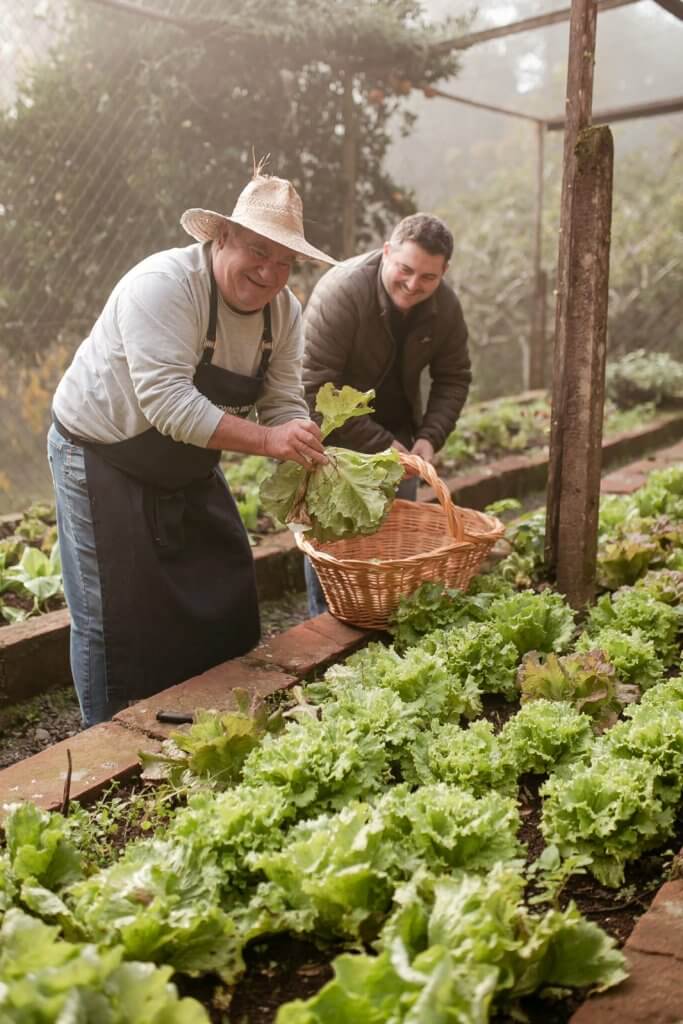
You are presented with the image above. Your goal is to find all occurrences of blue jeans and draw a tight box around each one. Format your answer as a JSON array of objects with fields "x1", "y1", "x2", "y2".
[
  {"x1": 305, "y1": 474, "x2": 419, "y2": 618},
  {"x1": 47, "y1": 424, "x2": 126, "y2": 727}
]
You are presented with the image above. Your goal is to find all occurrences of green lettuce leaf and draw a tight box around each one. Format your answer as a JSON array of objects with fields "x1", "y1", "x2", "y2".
[
  {"x1": 259, "y1": 384, "x2": 403, "y2": 541},
  {"x1": 243, "y1": 712, "x2": 391, "y2": 814},
  {"x1": 260, "y1": 446, "x2": 402, "y2": 542},
  {"x1": 0, "y1": 908, "x2": 209, "y2": 1023},
  {"x1": 419, "y1": 620, "x2": 520, "y2": 701},
  {"x1": 139, "y1": 693, "x2": 280, "y2": 789},
  {"x1": 388, "y1": 581, "x2": 494, "y2": 651},
  {"x1": 248, "y1": 802, "x2": 400, "y2": 943},
  {"x1": 575, "y1": 626, "x2": 665, "y2": 690},
  {"x1": 488, "y1": 590, "x2": 575, "y2": 656},
  {"x1": 541, "y1": 752, "x2": 676, "y2": 887},
  {"x1": 411, "y1": 719, "x2": 515, "y2": 796},
  {"x1": 3, "y1": 802, "x2": 84, "y2": 891},
  {"x1": 516, "y1": 650, "x2": 637, "y2": 731},
  {"x1": 315, "y1": 383, "x2": 376, "y2": 440},
  {"x1": 499, "y1": 699, "x2": 595, "y2": 776},
  {"x1": 584, "y1": 589, "x2": 680, "y2": 667}
]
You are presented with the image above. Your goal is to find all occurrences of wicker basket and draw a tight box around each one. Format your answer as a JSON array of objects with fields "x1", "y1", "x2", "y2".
[{"x1": 295, "y1": 452, "x2": 505, "y2": 629}]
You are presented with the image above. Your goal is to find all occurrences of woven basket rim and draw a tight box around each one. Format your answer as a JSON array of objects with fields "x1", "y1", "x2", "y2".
[
  {"x1": 295, "y1": 502, "x2": 503, "y2": 570},
  {"x1": 296, "y1": 531, "x2": 472, "y2": 569}
]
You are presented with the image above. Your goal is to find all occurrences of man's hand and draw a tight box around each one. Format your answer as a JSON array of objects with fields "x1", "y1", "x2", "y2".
[
  {"x1": 390, "y1": 439, "x2": 410, "y2": 454},
  {"x1": 263, "y1": 419, "x2": 327, "y2": 468},
  {"x1": 411, "y1": 438, "x2": 435, "y2": 464}
]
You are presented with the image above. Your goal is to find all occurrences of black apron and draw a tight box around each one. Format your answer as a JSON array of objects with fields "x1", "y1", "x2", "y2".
[{"x1": 54, "y1": 262, "x2": 272, "y2": 702}]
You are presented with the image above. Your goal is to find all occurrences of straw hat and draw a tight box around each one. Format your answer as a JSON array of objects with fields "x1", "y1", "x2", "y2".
[{"x1": 180, "y1": 174, "x2": 336, "y2": 265}]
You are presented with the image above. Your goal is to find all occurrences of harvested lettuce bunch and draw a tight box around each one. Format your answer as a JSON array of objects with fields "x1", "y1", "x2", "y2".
[{"x1": 260, "y1": 385, "x2": 403, "y2": 541}]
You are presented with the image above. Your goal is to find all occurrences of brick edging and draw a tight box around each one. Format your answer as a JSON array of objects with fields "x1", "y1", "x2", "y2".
[
  {"x1": 570, "y1": 880, "x2": 683, "y2": 1022},
  {"x1": 0, "y1": 613, "x2": 370, "y2": 813}
]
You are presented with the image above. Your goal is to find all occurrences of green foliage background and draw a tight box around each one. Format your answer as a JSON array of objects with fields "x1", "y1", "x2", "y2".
[{"x1": 0, "y1": 0, "x2": 462, "y2": 364}]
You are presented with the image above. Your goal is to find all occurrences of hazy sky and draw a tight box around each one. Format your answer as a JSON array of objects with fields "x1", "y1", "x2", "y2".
[{"x1": 388, "y1": 0, "x2": 683, "y2": 207}]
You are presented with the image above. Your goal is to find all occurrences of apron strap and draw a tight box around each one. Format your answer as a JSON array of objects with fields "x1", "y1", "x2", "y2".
[
  {"x1": 200, "y1": 252, "x2": 272, "y2": 378},
  {"x1": 257, "y1": 304, "x2": 273, "y2": 378}
]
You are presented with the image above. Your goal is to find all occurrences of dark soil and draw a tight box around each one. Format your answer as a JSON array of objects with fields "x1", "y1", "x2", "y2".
[
  {"x1": 0, "y1": 591, "x2": 311, "y2": 770},
  {"x1": 2, "y1": 580, "x2": 682, "y2": 1022},
  {"x1": 0, "y1": 687, "x2": 82, "y2": 769},
  {"x1": 171, "y1": 801, "x2": 683, "y2": 1024}
]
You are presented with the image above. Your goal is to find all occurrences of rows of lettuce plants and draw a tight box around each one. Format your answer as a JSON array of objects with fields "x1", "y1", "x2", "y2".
[
  {"x1": 1, "y1": 465, "x2": 682, "y2": 1022},
  {"x1": 222, "y1": 392, "x2": 663, "y2": 543},
  {"x1": 0, "y1": 502, "x2": 62, "y2": 625},
  {"x1": 0, "y1": 387, "x2": 668, "y2": 626}
]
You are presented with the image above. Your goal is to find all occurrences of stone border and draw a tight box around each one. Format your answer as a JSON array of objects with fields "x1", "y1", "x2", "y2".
[
  {"x1": 2, "y1": 411, "x2": 683, "y2": 709},
  {"x1": 0, "y1": 614, "x2": 370, "y2": 812}
]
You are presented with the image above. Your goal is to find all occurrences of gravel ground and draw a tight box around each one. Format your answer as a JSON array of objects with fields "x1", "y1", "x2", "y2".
[{"x1": 0, "y1": 591, "x2": 310, "y2": 771}]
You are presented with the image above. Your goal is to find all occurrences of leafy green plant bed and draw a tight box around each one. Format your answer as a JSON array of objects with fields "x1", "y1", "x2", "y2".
[
  {"x1": 223, "y1": 393, "x2": 662, "y2": 541},
  {"x1": 1, "y1": 466, "x2": 682, "y2": 1022},
  {"x1": 0, "y1": 394, "x2": 672, "y2": 631},
  {"x1": 439, "y1": 394, "x2": 659, "y2": 472},
  {"x1": 0, "y1": 502, "x2": 63, "y2": 625}
]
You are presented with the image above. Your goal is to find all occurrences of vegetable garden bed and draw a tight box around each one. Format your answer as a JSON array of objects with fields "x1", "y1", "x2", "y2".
[
  {"x1": 1, "y1": 463, "x2": 682, "y2": 1023},
  {"x1": 2, "y1": 408, "x2": 683, "y2": 710}
]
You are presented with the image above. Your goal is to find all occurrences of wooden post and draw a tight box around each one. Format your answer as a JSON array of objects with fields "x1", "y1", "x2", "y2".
[
  {"x1": 528, "y1": 121, "x2": 546, "y2": 389},
  {"x1": 545, "y1": 0, "x2": 598, "y2": 581},
  {"x1": 554, "y1": 126, "x2": 614, "y2": 606},
  {"x1": 341, "y1": 68, "x2": 357, "y2": 259}
]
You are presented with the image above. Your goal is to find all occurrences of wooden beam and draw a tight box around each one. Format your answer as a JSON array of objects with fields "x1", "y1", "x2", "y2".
[
  {"x1": 554, "y1": 127, "x2": 614, "y2": 606},
  {"x1": 651, "y1": 0, "x2": 683, "y2": 19},
  {"x1": 433, "y1": 0, "x2": 637, "y2": 54},
  {"x1": 547, "y1": 95, "x2": 683, "y2": 129},
  {"x1": 528, "y1": 123, "x2": 547, "y2": 390},
  {"x1": 420, "y1": 85, "x2": 545, "y2": 123},
  {"x1": 545, "y1": 0, "x2": 599, "y2": 585}
]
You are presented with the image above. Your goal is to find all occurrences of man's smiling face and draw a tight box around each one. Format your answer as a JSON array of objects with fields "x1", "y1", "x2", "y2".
[
  {"x1": 213, "y1": 225, "x2": 296, "y2": 312},
  {"x1": 380, "y1": 239, "x2": 447, "y2": 313}
]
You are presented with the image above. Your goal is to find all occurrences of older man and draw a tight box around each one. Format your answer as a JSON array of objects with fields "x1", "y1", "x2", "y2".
[
  {"x1": 302, "y1": 213, "x2": 471, "y2": 614},
  {"x1": 49, "y1": 173, "x2": 334, "y2": 726}
]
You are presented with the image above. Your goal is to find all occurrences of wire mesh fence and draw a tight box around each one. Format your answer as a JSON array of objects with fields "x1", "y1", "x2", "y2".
[
  {"x1": 1, "y1": 0, "x2": 680, "y2": 514},
  {"x1": 0, "y1": 0, "x2": 322, "y2": 512}
]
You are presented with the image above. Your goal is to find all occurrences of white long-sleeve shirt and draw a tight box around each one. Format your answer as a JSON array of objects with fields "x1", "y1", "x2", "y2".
[{"x1": 53, "y1": 241, "x2": 309, "y2": 446}]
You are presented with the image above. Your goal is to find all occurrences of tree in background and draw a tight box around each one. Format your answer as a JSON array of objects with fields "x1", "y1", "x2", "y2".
[
  {"x1": 440, "y1": 132, "x2": 682, "y2": 399},
  {"x1": 0, "y1": 0, "x2": 466, "y2": 365}
]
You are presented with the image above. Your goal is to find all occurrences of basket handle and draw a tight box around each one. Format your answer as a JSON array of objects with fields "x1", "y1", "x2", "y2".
[{"x1": 398, "y1": 452, "x2": 465, "y2": 542}]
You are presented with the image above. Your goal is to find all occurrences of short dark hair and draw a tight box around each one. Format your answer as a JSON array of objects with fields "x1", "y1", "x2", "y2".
[{"x1": 389, "y1": 213, "x2": 453, "y2": 263}]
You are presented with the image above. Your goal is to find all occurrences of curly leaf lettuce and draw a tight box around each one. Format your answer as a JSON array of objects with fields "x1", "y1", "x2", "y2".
[
  {"x1": 411, "y1": 719, "x2": 515, "y2": 796},
  {"x1": 541, "y1": 753, "x2": 676, "y2": 887},
  {"x1": 389, "y1": 580, "x2": 494, "y2": 651},
  {"x1": 0, "y1": 909, "x2": 208, "y2": 1023},
  {"x1": 488, "y1": 590, "x2": 575, "y2": 656},
  {"x1": 276, "y1": 866, "x2": 626, "y2": 1022},
  {"x1": 499, "y1": 699, "x2": 595, "y2": 776},
  {"x1": 419, "y1": 620, "x2": 520, "y2": 701},
  {"x1": 517, "y1": 650, "x2": 637, "y2": 731},
  {"x1": 259, "y1": 385, "x2": 403, "y2": 541},
  {"x1": 584, "y1": 589, "x2": 680, "y2": 667},
  {"x1": 575, "y1": 626, "x2": 665, "y2": 691}
]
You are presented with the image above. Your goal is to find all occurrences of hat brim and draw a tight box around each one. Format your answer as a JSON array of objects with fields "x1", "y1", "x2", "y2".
[{"x1": 180, "y1": 208, "x2": 337, "y2": 265}]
